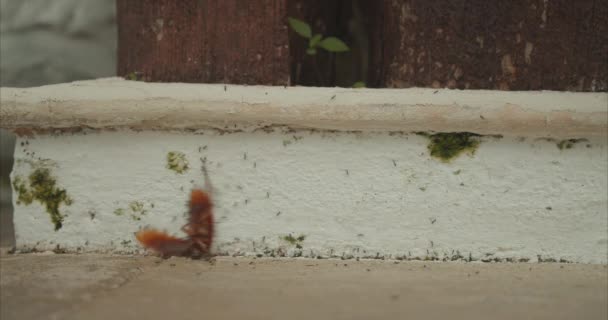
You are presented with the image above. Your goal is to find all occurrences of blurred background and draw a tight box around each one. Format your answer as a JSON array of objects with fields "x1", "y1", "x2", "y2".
[{"x1": 0, "y1": 0, "x2": 117, "y2": 248}]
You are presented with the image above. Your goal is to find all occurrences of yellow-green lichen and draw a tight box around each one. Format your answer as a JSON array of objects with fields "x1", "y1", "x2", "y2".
[
  {"x1": 282, "y1": 234, "x2": 306, "y2": 249},
  {"x1": 12, "y1": 168, "x2": 72, "y2": 231},
  {"x1": 425, "y1": 132, "x2": 481, "y2": 161},
  {"x1": 166, "y1": 151, "x2": 189, "y2": 174},
  {"x1": 129, "y1": 201, "x2": 145, "y2": 213},
  {"x1": 129, "y1": 201, "x2": 147, "y2": 221},
  {"x1": 114, "y1": 201, "x2": 148, "y2": 221}
]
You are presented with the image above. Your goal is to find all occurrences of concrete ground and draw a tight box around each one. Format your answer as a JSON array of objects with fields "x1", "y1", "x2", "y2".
[{"x1": 0, "y1": 253, "x2": 606, "y2": 320}]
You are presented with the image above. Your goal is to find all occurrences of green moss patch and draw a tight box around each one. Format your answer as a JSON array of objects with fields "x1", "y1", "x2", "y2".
[
  {"x1": 12, "y1": 168, "x2": 72, "y2": 231},
  {"x1": 282, "y1": 234, "x2": 306, "y2": 249},
  {"x1": 166, "y1": 151, "x2": 189, "y2": 174},
  {"x1": 425, "y1": 132, "x2": 481, "y2": 161}
]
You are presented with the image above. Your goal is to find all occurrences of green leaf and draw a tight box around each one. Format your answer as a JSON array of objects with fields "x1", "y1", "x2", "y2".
[
  {"x1": 288, "y1": 17, "x2": 312, "y2": 39},
  {"x1": 309, "y1": 34, "x2": 322, "y2": 48},
  {"x1": 352, "y1": 81, "x2": 366, "y2": 88},
  {"x1": 319, "y1": 37, "x2": 349, "y2": 52},
  {"x1": 306, "y1": 47, "x2": 317, "y2": 55}
]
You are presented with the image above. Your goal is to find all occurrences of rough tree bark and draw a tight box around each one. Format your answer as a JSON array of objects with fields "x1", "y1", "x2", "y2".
[
  {"x1": 368, "y1": 0, "x2": 608, "y2": 91},
  {"x1": 117, "y1": 0, "x2": 290, "y2": 85}
]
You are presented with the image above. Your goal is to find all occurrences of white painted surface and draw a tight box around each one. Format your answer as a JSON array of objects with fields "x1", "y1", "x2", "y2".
[
  {"x1": 11, "y1": 130, "x2": 608, "y2": 263},
  {"x1": 1, "y1": 78, "x2": 607, "y2": 138},
  {"x1": 4, "y1": 80, "x2": 607, "y2": 262}
]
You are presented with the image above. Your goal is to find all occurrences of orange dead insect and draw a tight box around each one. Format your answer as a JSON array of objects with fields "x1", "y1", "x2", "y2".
[{"x1": 136, "y1": 163, "x2": 214, "y2": 258}]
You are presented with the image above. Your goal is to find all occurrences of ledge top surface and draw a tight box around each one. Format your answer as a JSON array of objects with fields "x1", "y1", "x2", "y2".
[{"x1": 1, "y1": 77, "x2": 606, "y2": 138}]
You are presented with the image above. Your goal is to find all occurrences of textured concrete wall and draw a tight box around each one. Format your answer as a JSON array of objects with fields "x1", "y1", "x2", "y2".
[
  {"x1": 2, "y1": 80, "x2": 606, "y2": 263},
  {"x1": 0, "y1": 0, "x2": 116, "y2": 247},
  {"x1": 9, "y1": 130, "x2": 608, "y2": 263}
]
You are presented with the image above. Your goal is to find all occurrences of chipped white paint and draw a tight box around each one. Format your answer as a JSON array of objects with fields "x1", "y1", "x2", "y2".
[{"x1": 2, "y1": 79, "x2": 607, "y2": 263}]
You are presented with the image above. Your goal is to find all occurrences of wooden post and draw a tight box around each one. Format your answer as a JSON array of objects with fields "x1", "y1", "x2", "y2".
[
  {"x1": 117, "y1": 0, "x2": 290, "y2": 85},
  {"x1": 118, "y1": 1, "x2": 607, "y2": 91},
  {"x1": 368, "y1": 0, "x2": 608, "y2": 91}
]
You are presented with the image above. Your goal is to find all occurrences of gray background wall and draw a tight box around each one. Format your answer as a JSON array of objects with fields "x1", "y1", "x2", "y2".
[{"x1": 0, "y1": 0, "x2": 117, "y2": 247}]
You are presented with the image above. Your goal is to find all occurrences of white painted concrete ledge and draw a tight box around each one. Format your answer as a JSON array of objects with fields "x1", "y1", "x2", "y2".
[
  {"x1": 1, "y1": 79, "x2": 607, "y2": 263},
  {"x1": 1, "y1": 77, "x2": 607, "y2": 138}
]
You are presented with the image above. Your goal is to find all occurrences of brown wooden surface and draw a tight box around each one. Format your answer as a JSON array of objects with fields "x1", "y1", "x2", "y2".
[
  {"x1": 368, "y1": 0, "x2": 608, "y2": 91},
  {"x1": 117, "y1": 0, "x2": 290, "y2": 85},
  {"x1": 117, "y1": 0, "x2": 607, "y2": 91}
]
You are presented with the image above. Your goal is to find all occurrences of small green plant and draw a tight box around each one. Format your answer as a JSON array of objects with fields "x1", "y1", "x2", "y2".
[
  {"x1": 289, "y1": 17, "x2": 359, "y2": 86},
  {"x1": 288, "y1": 17, "x2": 349, "y2": 55}
]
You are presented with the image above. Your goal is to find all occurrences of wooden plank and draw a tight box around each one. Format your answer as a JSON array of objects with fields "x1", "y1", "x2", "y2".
[
  {"x1": 369, "y1": 0, "x2": 608, "y2": 91},
  {"x1": 117, "y1": 0, "x2": 290, "y2": 85}
]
